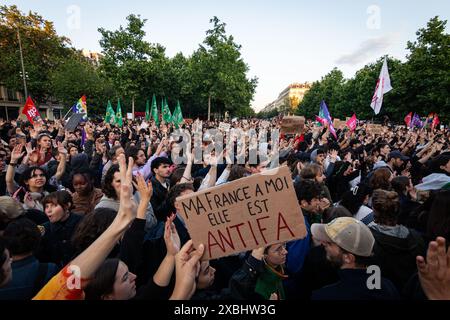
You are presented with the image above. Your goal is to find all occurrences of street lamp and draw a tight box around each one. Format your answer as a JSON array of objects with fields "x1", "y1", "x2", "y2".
[{"x1": 17, "y1": 28, "x2": 28, "y2": 99}]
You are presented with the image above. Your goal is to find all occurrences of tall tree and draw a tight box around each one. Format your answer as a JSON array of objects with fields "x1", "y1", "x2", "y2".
[
  {"x1": 0, "y1": 5, "x2": 72, "y2": 102},
  {"x1": 190, "y1": 17, "x2": 257, "y2": 119}
]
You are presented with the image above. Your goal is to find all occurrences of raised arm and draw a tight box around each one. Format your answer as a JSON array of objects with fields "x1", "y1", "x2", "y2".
[{"x1": 6, "y1": 144, "x2": 24, "y2": 195}]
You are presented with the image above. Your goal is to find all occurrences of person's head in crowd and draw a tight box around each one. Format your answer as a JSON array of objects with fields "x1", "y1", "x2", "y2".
[
  {"x1": 322, "y1": 205, "x2": 353, "y2": 224},
  {"x1": 169, "y1": 167, "x2": 187, "y2": 187},
  {"x1": 107, "y1": 131, "x2": 115, "y2": 143},
  {"x1": 20, "y1": 166, "x2": 48, "y2": 193},
  {"x1": 37, "y1": 133, "x2": 52, "y2": 152},
  {"x1": 295, "y1": 180, "x2": 322, "y2": 214},
  {"x1": 71, "y1": 208, "x2": 117, "y2": 255},
  {"x1": 349, "y1": 139, "x2": 361, "y2": 149},
  {"x1": 171, "y1": 183, "x2": 195, "y2": 219},
  {"x1": 103, "y1": 165, "x2": 121, "y2": 200},
  {"x1": 370, "y1": 168, "x2": 392, "y2": 191},
  {"x1": 108, "y1": 146, "x2": 125, "y2": 164},
  {"x1": 151, "y1": 157, "x2": 172, "y2": 181},
  {"x1": 8, "y1": 137, "x2": 16, "y2": 151},
  {"x1": 68, "y1": 144, "x2": 79, "y2": 158},
  {"x1": 377, "y1": 142, "x2": 391, "y2": 158},
  {"x1": 42, "y1": 191, "x2": 73, "y2": 224},
  {"x1": 0, "y1": 238, "x2": 12, "y2": 288},
  {"x1": 125, "y1": 146, "x2": 146, "y2": 167},
  {"x1": 372, "y1": 189, "x2": 400, "y2": 226},
  {"x1": 114, "y1": 140, "x2": 121, "y2": 147},
  {"x1": 311, "y1": 148, "x2": 326, "y2": 166},
  {"x1": 84, "y1": 258, "x2": 136, "y2": 300},
  {"x1": 0, "y1": 148, "x2": 7, "y2": 171},
  {"x1": 387, "y1": 150, "x2": 409, "y2": 169},
  {"x1": 0, "y1": 196, "x2": 25, "y2": 230},
  {"x1": 2, "y1": 218, "x2": 41, "y2": 260},
  {"x1": 300, "y1": 163, "x2": 325, "y2": 184},
  {"x1": 263, "y1": 242, "x2": 288, "y2": 268},
  {"x1": 340, "y1": 184, "x2": 372, "y2": 216},
  {"x1": 311, "y1": 217, "x2": 375, "y2": 268},
  {"x1": 426, "y1": 190, "x2": 450, "y2": 241},
  {"x1": 228, "y1": 165, "x2": 248, "y2": 182},
  {"x1": 391, "y1": 176, "x2": 411, "y2": 196},
  {"x1": 430, "y1": 154, "x2": 450, "y2": 175},
  {"x1": 196, "y1": 261, "x2": 216, "y2": 290},
  {"x1": 247, "y1": 160, "x2": 269, "y2": 174},
  {"x1": 72, "y1": 169, "x2": 95, "y2": 197}
]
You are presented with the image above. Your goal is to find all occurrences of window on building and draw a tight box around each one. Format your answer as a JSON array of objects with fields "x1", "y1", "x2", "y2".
[
  {"x1": 39, "y1": 108, "x2": 47, "y2": 119},
  {"x1": 7, "y1": 89, "x2": 18, "y2": 101},
  {"x1": 7, "y1": 107, "x2": 19, "y2": 120},
  {"x1": 53, "y1": 109, "x2": 61, "y2": 119}
]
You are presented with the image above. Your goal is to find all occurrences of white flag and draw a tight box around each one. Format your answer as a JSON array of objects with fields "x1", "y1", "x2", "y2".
[{"x1": 370, "y1": 57, "x2": 392, "y2": 115}]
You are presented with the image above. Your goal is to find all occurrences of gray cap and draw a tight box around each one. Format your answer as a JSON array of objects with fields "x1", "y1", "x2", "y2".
[{"x1": 311, "y1": 217, "x2": 375, "y2": 257}]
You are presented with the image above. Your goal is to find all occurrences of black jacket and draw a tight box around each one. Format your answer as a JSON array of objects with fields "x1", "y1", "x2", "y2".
[
  {"x1": 150, "y1": 177, "x2": 169, "y2": 221},
  {"x1": 37, "y1": 213, "x2": 83, "y2": 268},
  {"x1": 371, "y1": 227, "x2": 426, "y2": 292},
  {"x1": 312, "y1": 269, "x2": 400, "y2": 300}
]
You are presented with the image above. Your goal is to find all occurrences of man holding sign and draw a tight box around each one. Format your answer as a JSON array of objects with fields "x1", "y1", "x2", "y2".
[{"x1": 176, "y1": 166, "x2": 307, "y2": 260}]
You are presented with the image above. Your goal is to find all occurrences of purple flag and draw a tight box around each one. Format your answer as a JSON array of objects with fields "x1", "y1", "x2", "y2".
[{"x1": 320, "y1": 100, "x2": 337, "y2": 139}]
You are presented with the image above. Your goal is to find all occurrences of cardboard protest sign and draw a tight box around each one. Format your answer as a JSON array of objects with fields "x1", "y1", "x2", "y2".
[
  {"x1": 367, "y1": 124, "x2": 383, "y2": 134},
  {"x1": 176, "y1": 166, "x2": 307, "y2": 260},
  {"x1": 260, "y1": 120, "x2": 270, "y2": 128},
  {"x1": 280, "y1": 116, "x2": 305, "y2": 134},
  {"x1": 65, "y1": 113, "x2": 85, "y2": 132},
  {"x1": 219, "y1": 122, "x2": 231, "y2": 131}
]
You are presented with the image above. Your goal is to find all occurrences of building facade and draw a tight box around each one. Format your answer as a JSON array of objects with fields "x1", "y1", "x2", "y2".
[
  {"x1": 261, "y1": 82, "x2": 311, "y2": 114},
  {"x1": 0, "y1": 85, "x2": 64, "y2": 121}
]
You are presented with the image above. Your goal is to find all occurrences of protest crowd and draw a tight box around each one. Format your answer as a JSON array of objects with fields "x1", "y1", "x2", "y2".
[{"x1": 0, "y1": 102, "x2": 449, "y2": 301}]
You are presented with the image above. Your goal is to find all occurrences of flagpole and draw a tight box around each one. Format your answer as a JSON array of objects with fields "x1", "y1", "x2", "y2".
[{"x1": 62, "y1": 107, "x2": 72, "y2": 120}]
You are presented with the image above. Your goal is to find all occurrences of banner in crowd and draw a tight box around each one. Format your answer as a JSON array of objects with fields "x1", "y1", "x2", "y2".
[
  {"x1": 346, "y1": 114, "x2": 358, "y2": 132},
  {"x1": 280, "y1": 116, "x2": 305, "y2": 134},
  {"x1": 176, "y1": 166, "x2": 307, "y2": 260},
  {"x1": 367, "y1": 124, "x2": 383, "y2": 134},
  {"x1": 219, "y1": 122, "x2": 231, "y2": 131}
]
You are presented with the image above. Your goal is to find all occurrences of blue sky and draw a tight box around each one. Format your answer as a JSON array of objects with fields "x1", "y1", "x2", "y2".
[{"x1": 5, "y1": 0, "x2": 450, "y2": 111}]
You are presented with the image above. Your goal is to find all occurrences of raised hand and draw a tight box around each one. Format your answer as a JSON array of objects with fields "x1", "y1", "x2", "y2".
[
  {"x1": 170, "y1": 240, "x2": 205, "y2": 300},
  {"x1": 57, "y1": 142, "x2": 68, "y2": 156},
  {"x1": 11, "y1": 144, "x2": 25, "y2": 162},
  {"x1": 133, "y1": 173, "x2": 153, "y2": 201},
  {"x1": 416, "y1": 237, "x2": 450, "y2": 300},
  {"x1": 115, "y1": 154, "x2": 137, "y2": 229},
  {"x1": 164, "y1": 214, "x2": 181, "y2": 257}
]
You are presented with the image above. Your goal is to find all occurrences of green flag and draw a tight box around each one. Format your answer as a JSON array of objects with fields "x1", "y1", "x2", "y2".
[
  {"x1": 162, "y1": 97, "x2": 172, "y2": 123},
  {"x1": 145, "y1": 99, "x2": 150, "y2": 121},
  {"x1": 116, "y1": 99, "x2": 123, "y2": 127},
  {"x1": 172, "y1": 100, "x2": 184, "y2": 128},
  {"x1": 105, "y1": 100, "x2": 116, "y2": 124},
  {"x1": 150, "y1": 94, "x2": 159, "y2": 125}
]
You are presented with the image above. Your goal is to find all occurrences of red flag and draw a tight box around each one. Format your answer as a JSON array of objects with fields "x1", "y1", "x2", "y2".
[
  {"x1": 21, "y1": 96, "x2": 40, "y2": 124},
  {"x1": 404, "y1": 112, "x2": 412, "y2": 127},
  {"x1": 346, "y1": 114, "x2": 358, "y2": 132},
  {"x1": 431, "y1": 114, "x2": 440, "y2": 130}
]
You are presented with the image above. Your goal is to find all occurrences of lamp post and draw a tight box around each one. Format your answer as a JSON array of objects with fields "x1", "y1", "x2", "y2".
[{"x1": 17, "y1": 28, "x2": 28, "y2": 99}]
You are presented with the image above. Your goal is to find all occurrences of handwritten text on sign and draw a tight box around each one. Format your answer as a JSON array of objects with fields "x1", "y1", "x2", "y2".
[{"x1": 176, "y1": 166, "x2": 307, "y2": 260}]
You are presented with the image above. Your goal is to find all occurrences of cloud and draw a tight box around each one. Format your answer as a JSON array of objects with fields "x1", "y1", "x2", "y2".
[{"x1": 335, "y1": 33, "x2": 400, "y2": 65}]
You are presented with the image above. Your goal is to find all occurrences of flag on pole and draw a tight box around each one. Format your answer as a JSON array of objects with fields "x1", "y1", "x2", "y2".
[
  {"x1": 116, "y1": 99, "x2": 123, "y2": 127},
  {"x1": 105, "y1": 100, "x2": 116, "y2": 124},
  {"x1": 431, "y1": 114, "x2": 440, "y2": 130},
  {"x1": 72, "y1": 95, "x2": 87, "y2": 114},
  {"x1": 404, "y1": 112, "x2": 412, "y2": 127},
  {"x1": 370, "y1": 57, "x2": 393, "y2": 115},
  {"x1": 319, "y1": 100, "x2": 337, "y2": 139},
  {"x1": 151, "y1": 94, "x2": 159, "y2": 126},
  {"x1": 162, "y1": 98, "x2": 172, "y2": 123},
  {"x1": 411, "y1": 113, "x2": 423, "y2": 128},
  {"x1": 346, "y1": 114, "x2": 358, "y2": 132},
  {"x1": 171, "y1": 100, "x2": 184, "y2": 128},
  {"x1": 22, "y1": 96, "x2": 41, "y2": 125},
  {"x1": 315, "y1": 115, "x2": 327, "y2": 126},
  {"x1": 145, "y1": 99, "x2": 151, "y2": 121}
]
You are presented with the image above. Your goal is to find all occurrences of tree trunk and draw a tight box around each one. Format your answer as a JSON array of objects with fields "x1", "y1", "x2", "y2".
[{"x1": 208, "y1": 95, "x2": 211, "y2": 122}]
